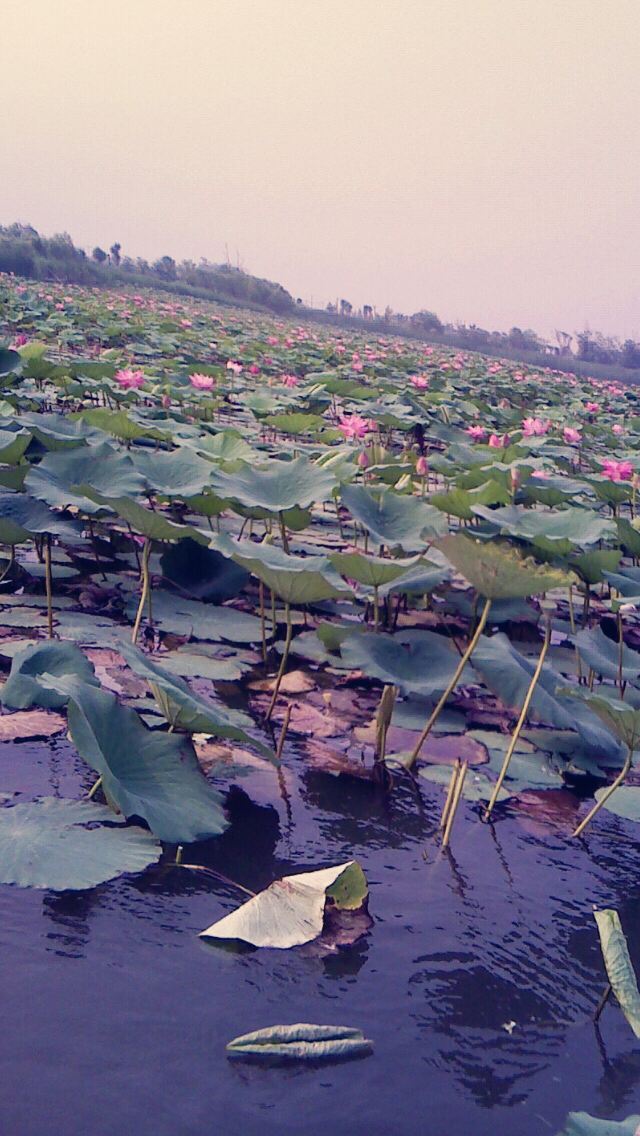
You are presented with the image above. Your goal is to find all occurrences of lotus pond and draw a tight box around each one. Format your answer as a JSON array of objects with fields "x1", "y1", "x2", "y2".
[{"x1": 2, "y1": 277, "x2": 640, "y2": 1134}]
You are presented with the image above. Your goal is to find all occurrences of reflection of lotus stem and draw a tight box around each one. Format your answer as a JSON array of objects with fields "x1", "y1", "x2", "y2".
[
  {"x1": 439, "y1": 759, "x2": 460, "y2": 830},
  {"x1": 259, "y1": 581, "x2": 267, "y2": 662},
  {"x1": 409, "y1": 596, "x2": 492, "y2": 766},
  {"x1": 442, "y1": 760, "x2": 468, "y2": 849},
  {"x1": 276, "y1": 704, "x2": 292, "y2": 761},
  {"x1": 44, "y1": 534, "x2": 54, "y2": 638},
  {"x1": 131, "y1": 537, "x2": 151, "y2": 645},
  {"x1": 484, "y1": 620, "x2": 551, "y2": 821},
  {"x1": 573, "y1": 745, "x2": 633, "y2": 838},
  {"x1": 266, "y1": 603, "x2": 292, "y2": 721},
  {"x1": 278, "y1": 511, "x2": 290, "y2": 554},
  {"x1": 594, "y1": 982, "x2": 612, "y2": 1022}
]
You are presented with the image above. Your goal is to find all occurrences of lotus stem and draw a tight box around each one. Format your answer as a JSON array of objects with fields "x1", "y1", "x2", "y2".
[
  {"x1": 266, "y1": 602, "x2": 292, "y2": 721},
  {"x1": 484, "y1": 620, "x2": 551, "y2": 820},
  {"x1": 617, "y1": 611, "x2": 625, "y2": 698},
  {"x1": 409, "y1": 596, "x2": 492, "y2": 766},
  {"x1": 573, "y1": 745, "x2": 633, "y2": 838},
  {"x1": 373, "y1": 585, "x2": 380, "y2": 631},
  {"x1": 568, "y1": 584, "x2": 576, "y2": 636},
  {"x1": 87, "y1": 775, "x2": 102, "y2": 799},
  {"x1": 439, "y1": 759, "x2": 461, "y2": 831},
  {"x1": 259, "y1": 580, "x2": 267, "y2": 662},
  {"x1": 278, "y1": 511, "x2": 290, "y2": 554},
  {"x1": 44, "y1": 534, "x2": 54, "y2": 638},
  {"x1": 442, "y1": 760, "x2": 468, "y2": 849},
  {"x1": 131, "y1": 537, "x2": 151, "y2": 645}
]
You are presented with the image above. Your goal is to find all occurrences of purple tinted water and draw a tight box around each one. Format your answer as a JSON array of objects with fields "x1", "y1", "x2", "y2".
[{"x1": 1, "y1": 735, "x2": 639, "y2": 1136}]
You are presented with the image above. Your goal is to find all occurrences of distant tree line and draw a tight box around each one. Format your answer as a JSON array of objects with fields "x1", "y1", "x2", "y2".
[{"x1": 0, "y1": 224, "x2": 295, "y2": 314}]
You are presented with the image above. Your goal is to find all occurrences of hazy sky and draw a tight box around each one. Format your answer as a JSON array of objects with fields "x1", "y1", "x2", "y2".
[{"x1": 3, "y1": 0, "x2": 640, "y2": 339}]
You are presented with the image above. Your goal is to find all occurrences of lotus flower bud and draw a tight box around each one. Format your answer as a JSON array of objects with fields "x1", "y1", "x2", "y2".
[
  {"x1": 357, "y1": 450, "x2": 369, "y2": 470},
  {"x1": 416, "y1": 456, "x2": 428, "y2": 477}
]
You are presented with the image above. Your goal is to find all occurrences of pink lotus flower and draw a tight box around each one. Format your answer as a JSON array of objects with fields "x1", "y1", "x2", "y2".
[
  {"x1": 410, "y1": 375, "x2": 429, "y2": 389},
  {"x1": 612, "y1": 424, "x2": 625, "y2": 435},
  {"x1": 189, "y1": 372, "x2": 215, "y2": 391},
  {"x1": 282, "y1": 374, "x2": 299, "y2": 388},
  {"x1": 13, "y1": 334, "x2": 27, "y2": 348},
  {"x1": 267, "y1": 336, "x2": 279, "y2": 345},
  {"x1": 522, "y1": 417, "x2": 551, "y2": 437},
  {"x1": 563, "y1": 426, "x2": 582, "y2": 444},
  {"x1": 357, "y1": 450, "x2": 369, "y2": 469},
  {"x1": 600, "y1": 458, "x2": 634, "y2": 482},
  {"x1": 416, "y1": 456, "x2": 428, "y2": 476},
  {"x1": 585, "y1": 401, "x2": 600, "y2": 413},
  {"x1": 337, "y1": 414, "x2": 375, "y2": 441},
  {"x1": 115, "y1": 368, "x2": 145, "y2": 390},
  {"x1": 161, "y1": 394, "x2": 171, "y2": 409},
  {"x1": 488, "y1": 433, "x2": 511, "y2": 448},
  {"x1": 248, "y1": 364, "x2": 260, "y2": 375},
  {"x1": 531, "y1": 469, "x2": 552, "y2": 479},
  {"x1": 467, "y1": 425, "x2": 488, "y2": 441},
  {"x1": 226, "y1": 361, "x2": 242, "y2": 374}
]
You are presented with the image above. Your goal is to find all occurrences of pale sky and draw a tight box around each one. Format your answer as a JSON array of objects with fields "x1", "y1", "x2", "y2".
[{"x1": 3, "y1": 0, "x2": 640, "y2": 339}]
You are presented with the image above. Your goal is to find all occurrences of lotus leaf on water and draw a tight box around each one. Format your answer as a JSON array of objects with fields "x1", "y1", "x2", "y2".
[{"x1": 226, "y1": 1023, "x2": 373, "y2": 1062}]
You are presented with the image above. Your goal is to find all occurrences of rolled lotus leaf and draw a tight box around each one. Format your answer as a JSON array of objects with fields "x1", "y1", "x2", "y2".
[
  {"x1": 594, "y1": 908, "x2": 640, "y2": 1038},
  {"x1": 226, "y1": 1023, "x2": 373, "y2": 1061}
]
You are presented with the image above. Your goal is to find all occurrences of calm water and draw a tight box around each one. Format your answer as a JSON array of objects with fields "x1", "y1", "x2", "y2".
[{"x1": 2, "y1": 734, "x2": 640, "y2": 1136}]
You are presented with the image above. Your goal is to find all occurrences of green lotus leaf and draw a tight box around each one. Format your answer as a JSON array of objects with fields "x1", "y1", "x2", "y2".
[
  {"x1": 0, "y1": 797, "x2": 161, "y2": 890},
  {"x1": 340, "y1": 483, "x2": 446, "y2": 552},
  {"x1": 127, "y1": 588, "x2": 269, "y2": 641},
  {"x1": 574, "y1": 627, "x2": 640, "y2": 683},
  {"x1": 0, "y1": 492, "x2": 81, "y2": 543},
  {"x1": 472, "y1": 504, "x2": 616, "y2": 552},
  {"x1": 117, "y1": 642, "x2": 273, "y2": 758},
  {"x1": 418, "y1": 763, "x2": 511, "y2": 801},
  {"x1": 0, "y1": 347, "x2": 21, "y2": 376},
  {"x1": 340, "y1": 629, "x2": 469, "y2": 698},
  {"x1": 210, "y1": 455, "x2": 335, "y2": 511},
  {"x1": 559, "y1": 687, "x2": 640, "y2": 750},
  {"x1": 43, "y1": 675, "x2": 228, "y2": 843},
  {"x1": 133, "y1": 449, "x2": 216, "y2": 497},
  {"x1": 0, "y1": 427, "x2": 30, "y2": 464},
  {"x1": 437, "y1": 533, "x2": 572, "y2": 598},
  {"x1": 78, "y1": 490, "x2": 208, "y2": 544},
  {"x1": 210, "y1": 534, "x2": 352, "y2": 604},
  {"x1": 25, "y1": 441, "x2": 145, "y2": 513},
  {"x1": 570, "y1": 549, "x2": 622, "y2": 585},
  {"x1": 1, "y1": 640, "x2": 98, "y2": 709},
  {"x1": 328, "y1": 551, "x2": 423, "y2": 588}
]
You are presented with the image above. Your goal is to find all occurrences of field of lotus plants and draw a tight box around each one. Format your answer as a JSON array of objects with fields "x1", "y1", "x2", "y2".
[{"x1": 3, "y1": 273, "x2": 640, "y2": 1135}]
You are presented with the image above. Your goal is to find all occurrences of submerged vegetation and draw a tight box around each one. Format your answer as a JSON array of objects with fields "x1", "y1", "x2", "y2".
[{"x1": 2, "y1": 273, "x2": 640, "y2": 1126}]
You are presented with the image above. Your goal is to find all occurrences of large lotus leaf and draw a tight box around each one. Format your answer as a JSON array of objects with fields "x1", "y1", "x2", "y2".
[
  {"x1": 1, "y1": 640, "x2": 98, "y2": 709},
  {"x1": 0, "y1": 492, "x2": 81, "y2": 543},
  {"x1": 561, "y1": 688, "x2": 640, "y2": 750},
  {"x1": 594, "y1": 909, "x2": 640, "y2": 1038},
  {"x1": 575, "y1": 627, "x2": 640, "y2": 683},
  {"x1": 556, "y1": 1114, "x2": 640, "y2": 1135},
  {"x1": 44, "y1": 676, "x2": 228, "y2": 843},
  {"x1": 160, "y1": 538, "x2": 248, "y2": 601},
  {"x1": 127, "y1": 588, "x2": 269, "y2": 641},
  {"x1": 25, "y1": 442, "x2": 145, "y2": 513},
  {"x1": 76, "y1": 408, "x2": 169, "y2": 443},
  {"x1": 340, "y1": 629, "x2": 469, "y2": 698},
  {"x1": 19, "y1": 412, "x2": 98, "y2": 450},
  {"x1": 78, "y1": 490, "x2": 208, "y2": 544},
  {"x1": 379, "y1": 561, "x2": 450, "y2": 597},
  {"x1": 0, "y1": 427, "x2": 30, "y2": 464},
  {"x1": 0, "y1": 347, "x2": 21, "y2": 376},
  {"x1": 429, "y1": 481, "x2": 511, "y2": 520},
  {"x1": 340, "y1": 484, "x2": 446, "y2": 551},
  {"x1": 437, "y1": 534, "x2": 571, "y2": 599},
  {"x1": 117, "y1": 643, "x2": 273, "y2": 759},
  {"x1": 226, "y1": 1024, "x2": 373, "y2": 1062},
  {"x1": 193, "y1": 430, "x2": 256, "y2": 463},
  {"x1": 472, "y1": 504, "x2": 616, "y2": 552},
  {"x1": 328, "y1": 551, "x2": 423, "y2": 588},
  {"x1": 473, "y1": 634, "x2": 624, "y2": 761},
  {"x1": 133, "y1": 449, "x2": 216, "y2": 497},
  {"x1": 265, "y1": 412, "x2": 324, "y2": 435},
  {"x1": 210, "y1": 534, "x2": 352, "y2": 604},
  {"x1": 617, "y1": 518, "x2": 640, "y2": 558},
  {"x1": 0, "y1": 798, "x2": 161, "y2": 890},
  {"x1": 593, "y1": 785, "x2": 640, "y2": 824},
  {"x1": 210, "y1": 455, "x2": 335, "y2": 511},
  {"x1": 570, "y1": 549, "x2": 622, "y2": 585},
  {"x1": 200, "y1": 860, "x2": 367, "y2": 947},
  {"x1": 603, "y1": 565, "x2": 640, "y2": 597}
]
